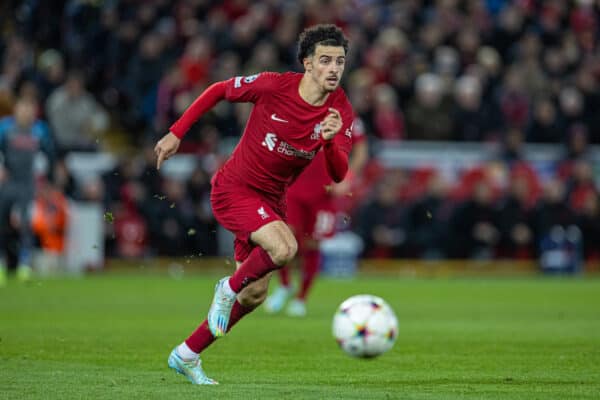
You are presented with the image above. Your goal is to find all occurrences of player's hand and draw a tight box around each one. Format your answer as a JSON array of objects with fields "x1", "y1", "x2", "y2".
[
  {"x1": 154, "y1": 132, "x2": 181, "y2": 170},
  {"x1": 320, "y1": 108, "x2": 343, "y2": 141}
]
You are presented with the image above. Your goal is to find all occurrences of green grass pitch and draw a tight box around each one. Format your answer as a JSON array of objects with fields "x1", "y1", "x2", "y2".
[{"x1": 1, "y1": 273, "x2": 599, "y2": 399}]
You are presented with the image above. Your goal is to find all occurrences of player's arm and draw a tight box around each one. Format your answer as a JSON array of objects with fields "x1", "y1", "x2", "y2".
[
  {"x1": 349, "y1": 138, "x2": 368, "y2": 175},
  {"x1": 321, "y1": 107, "x2": 352, "y2": 183},
  {"x1": 155, "y1": 81, "x2": 227, "y2": 169},
  {"x1": 155, "y1": 73, "x2": 276, "y2": 169},
  {"x1": 38, "y1": 122, "x2": 56, "y2": 181}
]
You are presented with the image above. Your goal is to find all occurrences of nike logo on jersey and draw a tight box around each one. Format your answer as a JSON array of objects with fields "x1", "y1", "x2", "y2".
[
  {"x1": 262, "y1": 133, "x2": 278, "y2": 151},
  {"x1": 271, "y1": 114, "x2": 288, "y2": 123}
]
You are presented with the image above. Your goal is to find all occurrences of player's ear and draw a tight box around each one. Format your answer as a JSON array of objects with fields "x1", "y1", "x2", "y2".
[{"x1": 303, "y1": 57, "x2": 312, "y2": 72}]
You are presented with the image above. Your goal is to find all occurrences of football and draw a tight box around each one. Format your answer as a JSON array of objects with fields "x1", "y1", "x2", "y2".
[{"x1": 332, "y1": 294, "x2": 399, "y2": 358}]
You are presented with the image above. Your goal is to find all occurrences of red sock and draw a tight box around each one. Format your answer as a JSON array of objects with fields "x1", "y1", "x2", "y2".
[
  {"x1": 228, "y1": 246, "x2": 279, "y2": 293},
  {"x1": 298, "y1": 249, "x2": 320, "y2": 300},
  {"x1": 185, "y1": 300, "x2": 255, "y2": 353},
  {"x1": 278, "y1": 265, "x2": 291, "y2": 287}
]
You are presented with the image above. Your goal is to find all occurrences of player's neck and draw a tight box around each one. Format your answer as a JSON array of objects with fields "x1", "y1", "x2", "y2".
[{"x1": 298, "y1": 74, "x2": 330, "y2": 106}]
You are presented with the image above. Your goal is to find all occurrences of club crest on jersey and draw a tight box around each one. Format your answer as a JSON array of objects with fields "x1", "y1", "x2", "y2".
[
  {"x1": 262, "y1": 132, "x2": 278, "y2": 151},
  {"x1": 311, "y1": 123, "x2": 321, "y2": 140}
]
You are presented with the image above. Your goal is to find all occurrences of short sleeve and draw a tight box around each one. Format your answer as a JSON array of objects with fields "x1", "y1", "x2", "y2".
[{"x1": 224, "y1": 72, "x2": 278, "y2": 103}]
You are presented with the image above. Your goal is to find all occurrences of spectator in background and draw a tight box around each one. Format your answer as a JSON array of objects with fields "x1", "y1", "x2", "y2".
[
  {"x1": 559, "y1": 86, "x2": 589, "y2": 138},
  {"x1": 31, "y1": 49, "x2": 65, "y2": 101},
  {"x1": 501, "y1": 128, "x2": 526, "y2": 163},
  {"x1": 556, "y1": 125, "x2": 592, "y2": 183},
  {"x1": 577, "y1": 191, "x2": 600, "y2": 261},
  {"x1": 79, "y1": 176, "x2": 105, "y2": 204},
  {"x1": 452, "y1": 75, "x2": 501, "y2": 141},
  {"x1": 0, "y1": 80, "x2": 14, "y2": 118},
  {"x1": 406, "y1": 173, "x2": 450, "y2": 259},
  {"x1": 533, "y1": 179, "x2": 576, "y2": 247},
  {"x1": 566, "y1": 160, "x2": 597, "y2": 213},
  {"x1": 186, "y1": 165, "x2": 218, "y2": 257},
  {"x1": 155, "y1": 63, "x2": 188, "y2": 134},
  {"x1": 113, "y1": 181, "x2": 148, "y2": 259},
  {"x1": 245, "y1": 40, "x2": 284, "y2": 74},
  {"x1": 447, "y1": 180, "x2": 500, "y2": 259},
  {"x1": 346, "y1": 68, "x2": 375, "y2": 135},
  {"x1": 31, "y1": 178, "x2": 68, "y2": 276},
  {"x1": 406, "y1": 73, "x2": 453, "y2": 141},
  {"x1": 372, "y1": 83, "x2": 404, "y2": 140},
  {"x1": 527, "y1": 97, "x2": 563, "y2": 143},
  {"x1": 534, "y1": 178, "x2": 583, "y2": 270},
  {"x1": 476, "y1": 46, "x2": 503, "y2": 98},
  {"x1": 138, "y1": 144, "x2": 163, "y2": 196},
  {"x1": 52, "y1": 157, "x2": 77, "y2": 199},
  {"x1": 0, "y1": 97, "x2": 55, "y2": 283},
  {"x1": 146, "y1": 178, "x2": 196, "y2": 257},
  {"x1": 574, "y1": 63, "x2": 600, "y2": 143},
  {"x1": 356, "y1": 176, "x2": 407, "y2": 258},
  {"x1": 497, "y1": 174, "x2": 536, "y2": 258},
  {"x1": 46, "y1": 71, "x2": 109, "y2": 153},
  {"x1": 565, "y1": 124, "x2": 590, "y2": 161},
  {"x1": 123, "y1": 32, "x2": 168, "y2": 130},
  {"x1": 498, "y1": 66, "x2": 530, "y2": 129},
  {"x1": 0, "y1": 36, "x2": 34, "y2": 93}
]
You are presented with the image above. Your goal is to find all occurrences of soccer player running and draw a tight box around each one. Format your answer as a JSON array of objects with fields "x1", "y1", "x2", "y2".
[
  {"x1": 265, "y1": 117, "x2": 368, "y2": 317},
  {"x1": 154, "y1": 25, "x2": 354, "y2": 385}
]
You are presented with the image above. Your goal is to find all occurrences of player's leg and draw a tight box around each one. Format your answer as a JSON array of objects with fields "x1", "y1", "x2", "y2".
[
  {"x1": 168, "y1": 182, "x2": 296, "y2": 383},
  {"x1": 15, "y1": 189, "x2": 34, "y2": 282},
  {"x1": 208, "y1": 220, "x2": 297, "y2": 336},
  {"x1": 265, "y1": 196, "x2": 306, "y2": 313},
  {"x1": 287, "y1": 208, "x2": 335, "y2": 317},
  {"x1": 170, "y1": 262, "x2": 274, "y2": 384},
  {"x1": 0, "y1": 189, "x2": 13, "y2": 286},
  {"x1": 287, "y1": 244, "x2": 320, "y2": 317},
  {"x1": 181, "y1": 250, "x2": 272, "y2": 355},
  {"x1": 286, "y1": 242, "x2": 317, "y2": 317}
]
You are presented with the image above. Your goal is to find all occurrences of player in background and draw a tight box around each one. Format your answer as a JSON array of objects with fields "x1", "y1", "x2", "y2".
[
  {"x1": 154, "y1": 25, "x2": 354, "y2": 384},
  {"x1": 0, "y1": 97, "x2": 55, "y2": 286},
  {"x1": 265, "y1": 117, "x2": 368, "y2": 316}
]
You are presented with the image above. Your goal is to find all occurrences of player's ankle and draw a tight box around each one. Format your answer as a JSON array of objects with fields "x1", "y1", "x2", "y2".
[
  {"x1": 177, "y1": 342, "x2": 199, "y2": 361},
  {"x1": 223, "y1": 278, "x2": 237, "y2": 296}
]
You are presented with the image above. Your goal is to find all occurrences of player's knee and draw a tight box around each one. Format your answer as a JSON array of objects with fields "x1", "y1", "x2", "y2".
[{"x1": 270, "y1": 239, "x2": 297, "y2": 266}]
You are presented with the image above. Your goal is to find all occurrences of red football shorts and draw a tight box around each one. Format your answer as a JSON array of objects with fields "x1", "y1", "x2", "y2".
[
  {"x1": 286, "y1": 192, "x2": 336, "y2": 245},
  {"x1": 211, "y1": 172, "x2": 285, "y2": 262}
]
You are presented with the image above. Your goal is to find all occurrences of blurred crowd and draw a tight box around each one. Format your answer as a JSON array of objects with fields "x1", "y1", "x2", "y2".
[
  {"x1": 0, "y1": 0, "x2": 599, "y2": 263},
  {"x1": 353, "y1": 159, "x2": 599, "y2": 262}
]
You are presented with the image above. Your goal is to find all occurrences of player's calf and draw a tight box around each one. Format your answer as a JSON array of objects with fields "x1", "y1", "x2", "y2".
[{"x1": 237, "y1": 274, "x2": 270, "y2": 307}]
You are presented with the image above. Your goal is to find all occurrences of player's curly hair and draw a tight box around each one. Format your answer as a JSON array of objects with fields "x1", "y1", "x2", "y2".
[{"x1": 297, "y1": 24, "x2": 349, "y2": 65}]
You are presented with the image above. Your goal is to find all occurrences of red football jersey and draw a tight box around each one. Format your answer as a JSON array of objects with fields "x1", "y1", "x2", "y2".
[
  {"x1": 287, "y1": 117, "x2": 366, "y2": 202},
  {"x1": 216, "y1": 72, "x2": 354, "y2": 199}
]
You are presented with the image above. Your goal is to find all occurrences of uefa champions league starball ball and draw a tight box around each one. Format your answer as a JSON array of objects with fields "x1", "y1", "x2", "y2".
[{"x1": 332, "y1": 294, "x2": 399, "y2": 358}]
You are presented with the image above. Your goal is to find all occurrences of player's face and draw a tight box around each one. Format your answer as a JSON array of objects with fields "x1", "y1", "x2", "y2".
[{"x1": 307, "y1": 45, "x2": 346, "y2": 93}]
